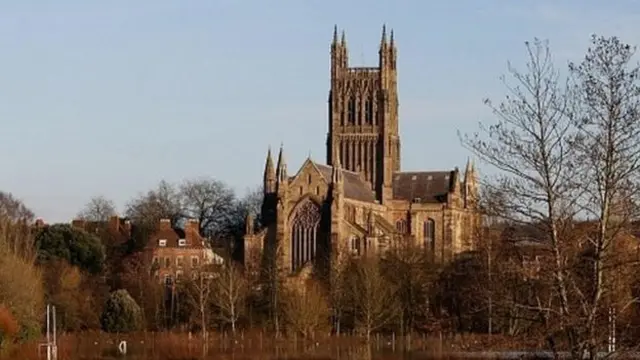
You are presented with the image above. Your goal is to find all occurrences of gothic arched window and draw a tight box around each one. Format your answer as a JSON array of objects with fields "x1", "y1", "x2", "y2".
[
  {"x1": 424, "y1": 218, "x2": 435, "y2": 252},
  {"x1": 347, "y1": 97, "x2": 356, "y2": 124},
  {"x1": 365, "y1": 97, "x2": 373, "y2": 125},
  {"x1": 350, "y1": 235, "x2": 361, "y2": 256},
  {"x1": 396, "y1": 219, "x2": 407, "y2": 234},
  {"x1": 290, "y1": 199, "x2": 321, "y2": 272}
]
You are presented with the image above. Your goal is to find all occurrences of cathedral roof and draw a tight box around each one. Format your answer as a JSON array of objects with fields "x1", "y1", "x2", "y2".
[
  {"x1": 392, "y1": 171, "x2": 455, "y2": 203},
  {"x1": 314, "y1": 163, "x2": 377, "y2": 203}
]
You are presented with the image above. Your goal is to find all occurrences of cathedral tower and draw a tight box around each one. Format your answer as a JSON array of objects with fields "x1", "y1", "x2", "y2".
[{"x1": 326, "y1": 25, "x2": 399, "y2": 204}]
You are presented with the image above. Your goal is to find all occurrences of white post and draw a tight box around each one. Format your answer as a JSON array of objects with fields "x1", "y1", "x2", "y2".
[
  {"x1": 52, "y1": 305, "x2": 57, "y2": 360},
  {"x1": 46, "y1": 305, "x2": 51, "y2": 360}
]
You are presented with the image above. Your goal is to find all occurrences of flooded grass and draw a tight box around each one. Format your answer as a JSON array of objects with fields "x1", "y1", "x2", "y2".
[{"x1": 0, "y1": 331, "x2": 548, "y2": 360}]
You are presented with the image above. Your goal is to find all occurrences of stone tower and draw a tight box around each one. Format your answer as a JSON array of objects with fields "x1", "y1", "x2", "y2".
[{"x1": 326, "y1": 25, "x2": 399, "y2": 204}]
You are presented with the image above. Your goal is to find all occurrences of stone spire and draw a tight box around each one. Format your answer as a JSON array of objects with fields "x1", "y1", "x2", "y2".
[
  {"x1": 263, "y1": 147, "x2": 276, "y2": 193},
  {"x1": 276, "y1": 143, "x2": 287, "y2": 183}
]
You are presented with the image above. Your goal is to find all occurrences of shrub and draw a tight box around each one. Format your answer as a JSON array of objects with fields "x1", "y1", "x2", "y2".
[
  {"x1": 0, "y1": 249, "x2": 44, "y2": 342},
  {"x1": 0, "y1": 306, "x2": 19, "y2": 348},
  {"x1": 100, "y1": 289, "x2": 142, "y2": 333}
]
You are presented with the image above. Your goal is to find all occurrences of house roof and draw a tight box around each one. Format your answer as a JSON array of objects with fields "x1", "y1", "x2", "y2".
[
  {"x1": 392, "y1": 171, "x2": 455, "y2": 203},
  {"x1": 314, "y1": 163, "x2": 377, "y2": 203},
  {"x1": 146, "y1": 220, "x2": 208, "y2": 250}
]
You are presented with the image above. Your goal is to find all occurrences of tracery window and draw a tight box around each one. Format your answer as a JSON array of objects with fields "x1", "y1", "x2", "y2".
[
  {"x1": 365, "y1": 97, "x2": 373, "y2": 125},
  {"x1": 396, "y1": 219, "x2": 407, "y2": 233},
  {"x1": 347, "y1": 97, "x2": 356, "y2": 124},
  {"x1": 290, "y1": 199, "x2": 321, "y2": 272},
  {"x1": 423, "y1": 218, "x2": 435, "y2": 252}
]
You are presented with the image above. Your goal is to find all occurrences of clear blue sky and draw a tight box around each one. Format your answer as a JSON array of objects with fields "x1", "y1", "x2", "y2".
[{"x1": 1, "y1": 0, "x2": 639, "y2": 222}]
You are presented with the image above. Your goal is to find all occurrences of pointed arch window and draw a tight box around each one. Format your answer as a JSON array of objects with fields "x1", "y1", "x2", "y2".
[
  {"x1": 365, "y1": 97, "x2": 373, "y2": 125},
  {"x1": 395, "y1": 219, "x2": 407, "y2": 234},
  {"x1": 424, "y1": 218, "x2": 435, "y2": 252},
  {"x1": 347, "y1": 96, "x2": 356, "y2": 124},
  {"x1": 350, "y1": 235, "x2": 361, "y2": 256},
  {"x1": 290, "y1": 199, "x2": 321, "y2": 272}
]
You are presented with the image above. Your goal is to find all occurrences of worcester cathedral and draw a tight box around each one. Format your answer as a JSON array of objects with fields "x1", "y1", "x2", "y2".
[{"x1": 244, "y1": 26, "x2": 480, "y2": 277}]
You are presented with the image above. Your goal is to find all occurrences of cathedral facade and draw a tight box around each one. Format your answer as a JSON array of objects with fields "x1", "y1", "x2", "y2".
[{"x1": 244, "y1": 26, "x2": 479, "y2": 277}]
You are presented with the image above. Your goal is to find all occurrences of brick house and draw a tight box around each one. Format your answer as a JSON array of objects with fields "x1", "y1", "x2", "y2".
[{"x1": 145, "y1": 218, "x2": 223, "y2": 285}]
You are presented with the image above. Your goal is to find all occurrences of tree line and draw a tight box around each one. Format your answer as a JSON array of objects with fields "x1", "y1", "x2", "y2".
[{"x1": 2, "y1": 35, "x2": 640, "y2": 360}]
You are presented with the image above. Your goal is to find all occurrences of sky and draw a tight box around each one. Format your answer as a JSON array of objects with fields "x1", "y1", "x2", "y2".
[{"x1": 1, "y1": 0, "x2": 640, "y2": 223}]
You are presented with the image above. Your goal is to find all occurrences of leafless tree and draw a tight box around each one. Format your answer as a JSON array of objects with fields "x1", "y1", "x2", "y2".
[
  {"x1": 0, "y1": 192, "x2": 36, "y2": 260},
  {"x1": 0, "y1": 191, "x2": 34, "y2": 222},
  {"x1": 182, "y1": 270, "x2": 215, "y2": 337},
  {"x1": 284, "y1": 280, "x2": 330, "y2": 338},
  {"x1": 382, "y1": 242, "x2": 436, "y2": 333},
  {"x1": 179, "y1": 178, "x2": 236, "y2": 238},
  {"x1": 260, "y1": 238, "x2": 287, "y2": 334},
  {"x1": 461, "y1": 38, "x2": 579, "y2": 355},
  {"x1": 212, "y1": 261, "x2": 248, "y2": 333},
  {"x1": 77, "y1": 195, "x2": 117, "y2": 222},
  {"x1": 125, "y1": 180, "x2": 182, "y2": 230},
  {"x1": 328, "y1": 253, "x2": 349, "y2": 335},
  {"x1": 565, "y1": 35, "x2": 640, "y2": 357},
  {"x1": 462, "y1": 36, "x2": 640, "y2": 358},
  {"x1": 348, "y1": 256, "x2": 398, "y2": 342}
]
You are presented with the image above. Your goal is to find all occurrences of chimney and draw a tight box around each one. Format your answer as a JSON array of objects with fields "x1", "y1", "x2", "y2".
[
  {"x1": 123, "y1": 219, "x2": 132, "y2": 236},
  {"x1": 71, "y1": 219, "x2": 85, "y2": 230},
  {"x1": 159, "y1": 218, "x2": 172, "y2": 231},
  {"x1": 187, "y1": 219, "x2": 200, "y2": 234},
  {"x1": 108, "y1": 215, "x2": 119, "y2": 232}
]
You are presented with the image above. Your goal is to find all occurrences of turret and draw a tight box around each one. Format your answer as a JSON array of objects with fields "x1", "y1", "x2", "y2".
[
  {"x1": 263, "y1": 147, "x2": 276, "y2": 194},
  {"x1": 245, "y1": 213, "x2": 254, "y2": 235},
  {"x1": 379, "y1": 25, "x2": 396, "y2": 72},
  {"x1": 276, "y1": 144, "x2": 288, "y2": 194},
  {"x1": 331, "y1": 25, "x2": 348, "y2": 80},
  {"x1": 464, "y1": 158, "x2": 478, "y2": 209}
]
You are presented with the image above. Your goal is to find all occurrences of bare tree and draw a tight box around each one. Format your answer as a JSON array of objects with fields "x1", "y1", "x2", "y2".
[
  {"x1": 182, "y1": 271, "x2": 215, "y2": 337},
  {"x1": 284, "y1": 280, "x2": 330, "y2": 338},
  {"x1": 328, "y1": 254, "x2": 349, "y2": 335},
  {"x1": 0, "y1": 192, "x2": 36, "y2": 260},
  {"x1": 382, "y1": 242, "x2": 437, "y2": 333},
  {"x1": 126, "y1": 180, "x2": 182, "y2": 226},
  {"x1": 348, "y1": 257, "x2": 398, "y2": 341},
  {"x1": 460, "y1": 39, "x2": 579, "y2": 356},
  {"x1": 566, "y1": 35, "x2": 640, "y2": 357},
  {"x1": 0, "y1": 191, "x2": 34, "y2": 222},
  {"x1": 179, "y1": 178, "x2": 236, "y2": 239},
  {"x1": 212, "y1": 261, "x2": 248, "y2": 333},
  {"x1": 77, "y1": 195, "x2": 117, "y2": 222},
  {"x1": 462, "y1": 37, "x2": 640, "y2": 358}
]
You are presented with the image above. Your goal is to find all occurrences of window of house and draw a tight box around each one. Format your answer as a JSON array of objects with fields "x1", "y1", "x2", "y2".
[
  {"x1": 192, "y1": 271, "x2": 199, "y2": 280},
  {"x1": 164, "y1": 275, "x2": 172, "y2": 286},
  {"x1": 176, "y1": 256, "x2": 184, "y2": 268},
  {"x1": 191, "y1": 256, "x2": 199, "y2": 268},
  {"x1": 178, "y1": 239, "x2": 186, "y2": 247},
  {"x1": 423, "y1": 219, "x2": 435, "y2": 250},
  {"x1": 158, "y1": 239, "x2": 167, "y2": 247},
  {"x1": 164, "y1": 257, "x2": 171, "y2": 268},
  {"x1": 176, "y1": 270, "x2": 183, "y2": 283},
  {"x1": 152, "y1": 257, "x2": 159, "y2": 267}
]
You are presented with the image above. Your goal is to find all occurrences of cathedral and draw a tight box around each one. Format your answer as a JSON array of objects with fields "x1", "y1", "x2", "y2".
[{"x1": 244, "y1": 26, "x2": 479, "y2": 277}]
